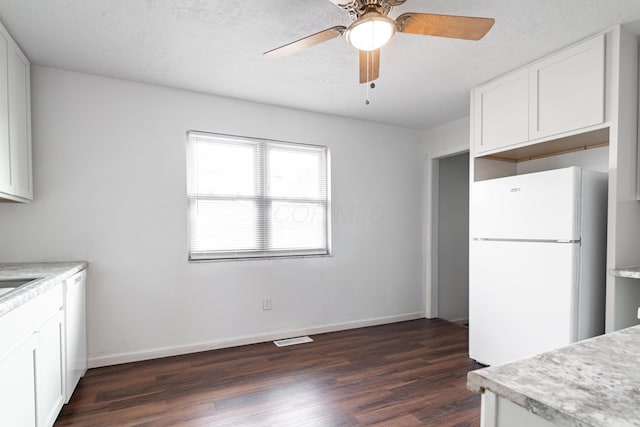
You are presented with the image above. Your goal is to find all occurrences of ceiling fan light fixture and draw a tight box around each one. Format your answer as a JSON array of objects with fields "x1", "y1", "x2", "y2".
[{"x1": 346, "y1": 12, "x2": 396, "y2": 51}]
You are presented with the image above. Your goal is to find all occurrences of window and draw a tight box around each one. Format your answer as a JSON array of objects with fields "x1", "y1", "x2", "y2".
[{"x1": 187, "y1": 131, "x2": 330, "y2": 261}]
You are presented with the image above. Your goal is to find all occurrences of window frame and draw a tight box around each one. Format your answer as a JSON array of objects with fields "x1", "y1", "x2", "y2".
[{"x1": 186, "y1": 131, "x2": 331, "y2": 262}]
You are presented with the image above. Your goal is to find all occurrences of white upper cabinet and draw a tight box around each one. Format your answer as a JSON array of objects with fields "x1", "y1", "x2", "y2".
[
  {"x1": 0, "y1": 19, "x2": 32, "y2": 202},
  {"x1": 0, "y1": 31, "x2": 11, "y2": 195},
  {"x1": 472, "y1": 33, "x2": 607, "y2": 156},
  {"x1": 530, "y1": 34, "x2": 605, "y2": 140},
  {"x1": 8, "y1": 45, "x2": 32, "y2": 200},
  {"x1": 473, "y1": 69, "x2": 529, "y2": 153}
]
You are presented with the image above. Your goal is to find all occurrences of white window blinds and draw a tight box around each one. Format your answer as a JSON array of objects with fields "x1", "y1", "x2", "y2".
[{"x1": 187, "y1": 131, "x2": 330, "y2": 261}]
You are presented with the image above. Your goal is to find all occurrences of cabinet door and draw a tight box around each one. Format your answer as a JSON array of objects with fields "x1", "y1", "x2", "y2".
[
  {"x1": 8, "y1": 44, "x2": 32, "y2": 200},
  {"x1": 530, "y1": 34, "x2": 605, "y2": 139},
  {"x1": 481, "y1": 391, "x2": 556, "y2": 427},
  {"x1": 0, "y1": 333, "x2": 38, "y2": 427},
  {"x1": 0, "y1": 31, "x2": 11, "y2": 195},
  {"x1": 473, "y1": 69, "x2": 529, "y2": 155},
  {"x1": 37, "y1": 310, "x2": 66, "y2": 427}
]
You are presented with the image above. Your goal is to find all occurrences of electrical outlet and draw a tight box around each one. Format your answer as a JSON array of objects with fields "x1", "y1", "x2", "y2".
[
  {"x1": 637, "y1": 307, "x2": 640, "y2": 320},
  {"x1": 263, "y1": 296, "x2": 272, "y2": 311}
]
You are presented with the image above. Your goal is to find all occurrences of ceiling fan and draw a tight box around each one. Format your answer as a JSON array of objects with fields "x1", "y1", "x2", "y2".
[{"x1": 264, "y1": 0, "x2": 495, "y2": 84}]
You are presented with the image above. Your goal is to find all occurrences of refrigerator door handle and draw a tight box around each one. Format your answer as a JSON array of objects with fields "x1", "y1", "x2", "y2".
[{"x1": 473, "y1": 238, "x2": 580, "y2": 244}]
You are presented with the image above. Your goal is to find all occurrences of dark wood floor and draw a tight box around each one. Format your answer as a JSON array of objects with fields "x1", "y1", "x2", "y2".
[{"x1": 55, "y1": 319, "x2": 482, "y2": 426}]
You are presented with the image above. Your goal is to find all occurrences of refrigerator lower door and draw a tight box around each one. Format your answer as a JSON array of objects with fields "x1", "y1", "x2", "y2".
[{"x1": 469, "y1": 240, "x2": 579, "y2": 366}]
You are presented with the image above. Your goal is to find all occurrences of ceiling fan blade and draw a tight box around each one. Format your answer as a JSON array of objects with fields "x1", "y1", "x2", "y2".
[
  {"x1": 264, "y1": 26, "x2": 346, "y2": 58},
  {"x1": 359, "y1": 49, "x2": 380, "y2": 84},
  {"x1": 326, "y1": 0, "x2": 353, "y2": 8},
  {"x1": 396, "y1": 13, "x2": 495, "y2": 41}
]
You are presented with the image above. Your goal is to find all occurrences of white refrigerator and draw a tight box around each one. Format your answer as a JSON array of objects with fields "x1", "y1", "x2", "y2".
[{"x1": 469, "y1": 167, "x2": 608, "y2": 366}]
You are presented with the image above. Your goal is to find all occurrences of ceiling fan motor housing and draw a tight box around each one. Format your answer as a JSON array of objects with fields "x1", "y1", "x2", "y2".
[
  {"x1": 326, "y1": 0, "x2": 358, "y2": 9},
  {"x1": 327, "y1": 0, "x2": 407, "y2": 17}
]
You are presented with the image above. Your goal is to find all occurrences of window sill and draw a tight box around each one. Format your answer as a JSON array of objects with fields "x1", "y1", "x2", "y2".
[{"x1": 188, "y1": 253, "x2": 333, "y2": 263}]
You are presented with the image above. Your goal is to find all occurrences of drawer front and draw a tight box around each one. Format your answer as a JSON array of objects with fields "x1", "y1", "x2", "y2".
[{"x1": 0, "y1": 283, "x2": 63, "y2": 359}]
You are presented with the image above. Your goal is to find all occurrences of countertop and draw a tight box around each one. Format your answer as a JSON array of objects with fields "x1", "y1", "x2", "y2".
[
  {"x1": 0, "y1": 262, "x2": 88, "y2": 317},
  {"x1": 467, "y1": 325, "x2": 640, "y2": 427},
  {"x1": 610, "y1": 266, "x2": 640, "y2": 279}
]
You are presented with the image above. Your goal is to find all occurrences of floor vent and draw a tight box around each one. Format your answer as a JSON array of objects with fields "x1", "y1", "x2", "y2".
[{"x1": 273, "y1": 336, "x2": 313, "y2": 347}]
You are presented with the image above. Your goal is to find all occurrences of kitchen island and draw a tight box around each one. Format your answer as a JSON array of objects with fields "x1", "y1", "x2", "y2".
[{"x1": 467, "y1": 325, "x2": 640, "y2": 427}]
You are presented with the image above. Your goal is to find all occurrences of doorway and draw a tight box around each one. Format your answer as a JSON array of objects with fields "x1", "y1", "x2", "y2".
[
  {"x1": 436, "y1": 153, "x2": 470, "y2": 323},
  {"x1": 425, "y1": 150, "x2": 470, "y2": 323}
]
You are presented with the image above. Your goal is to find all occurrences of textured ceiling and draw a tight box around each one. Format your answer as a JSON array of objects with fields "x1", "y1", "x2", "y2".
[{"x1": 0, "y1": 0, "x2": 640, "y2": 130}]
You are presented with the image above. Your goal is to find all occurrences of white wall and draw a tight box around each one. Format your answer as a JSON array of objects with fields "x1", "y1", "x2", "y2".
[
  {"x1": 437, "y1": 153, "x2": 470, "y2": 322},
  {"x1": 421, "y1": 117, "x2": 470, "y2": 155},
  {"x1": 420, "y1": 116, "x2": 470, "y2": 318},
  {"x1": 0, "y1": 67, "x2": 425, "y2": 366}
]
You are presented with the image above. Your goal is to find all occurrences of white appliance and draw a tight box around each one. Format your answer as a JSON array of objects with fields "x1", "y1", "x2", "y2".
[
  {"x1": 469, "y1": 167, "x2": 607, "y2": 366},
  {"x1": 64, "y1": 270, "x2": 87, "y2": 402}
]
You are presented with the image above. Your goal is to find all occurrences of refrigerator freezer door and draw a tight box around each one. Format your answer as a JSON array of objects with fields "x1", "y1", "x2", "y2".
[
  {"x1": 472, "y1": 167, "x2": 581, "y2": 241},
  {"x1": 469, "y1": 240, "x2": 578, "y2": 366}
]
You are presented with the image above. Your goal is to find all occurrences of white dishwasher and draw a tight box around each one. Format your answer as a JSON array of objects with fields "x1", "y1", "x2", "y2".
[{"x1": 64, "y1": 269, "x2": 87, "y2": 403}]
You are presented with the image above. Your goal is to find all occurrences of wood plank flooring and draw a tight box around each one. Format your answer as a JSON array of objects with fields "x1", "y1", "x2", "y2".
[{"x1": 55, "y1": 319, "x2": 482, "y2": 426}]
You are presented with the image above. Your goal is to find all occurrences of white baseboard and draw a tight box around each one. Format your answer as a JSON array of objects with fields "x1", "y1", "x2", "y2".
[{"x1": 88, "y1": 311, "x2": 425, "y2": 368}]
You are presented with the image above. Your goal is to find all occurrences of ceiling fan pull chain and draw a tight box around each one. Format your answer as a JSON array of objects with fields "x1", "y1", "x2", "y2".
[{"x1": 365, "y1": 50, "x2": 370, "y2": 105}]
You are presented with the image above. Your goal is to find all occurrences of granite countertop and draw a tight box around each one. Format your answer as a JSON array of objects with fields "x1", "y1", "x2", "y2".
[
  {"x1": 0, "y1": 262, "x2": 88, "y2": 317},
  {"x1": 467, "y1": 326, "x2": 640, "y2": 427},
  {"x1": 610, "y1": 266, "x2": 640, "y2": 279}
]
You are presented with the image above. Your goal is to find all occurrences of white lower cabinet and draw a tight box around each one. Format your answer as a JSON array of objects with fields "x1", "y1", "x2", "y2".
[
  {"x1": 0, "y1": 333, "x2": 39, "y2": 427},
  {"x1": 37, "y1": 309, "x2": 66, "y2": 427},
  {"x1": 482, "y1": 391, "x2": 555, "y2": 427},
  {"x1": 0, "y1": 270, "x2": 86, "y2": 427}
]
